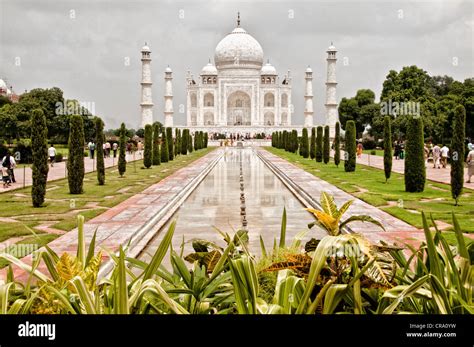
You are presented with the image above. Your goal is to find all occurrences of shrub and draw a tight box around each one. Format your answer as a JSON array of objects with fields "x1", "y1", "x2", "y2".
[
  {"x1": 344, "y1": 120, "x2": 356, "y2": 172},
  {"x1": 371, "y1": 150, "x2": 377, "y2": 155},
  {"x1": 451, "y1": 105, "x2": 466, "y2": 205},
  {"x1": 334, "y1": 122, "x2": 340, "y2": 167},
  {"x1": 95, "y1": 117, "x2": 105, "y2": 185},
  {"x1": 310, "y1": 128, "x2": 316, "y2": 159},
  {"x1": 152, "y1": 122, "x2": 161, "y2": 165},
  {"x1": 300, "y1": 128, "x2": 309, "y2": 158},
  {"x1": 404, "y1": 116, "x2": 425, "y2": 192},
  {"x1": 315, "y1": 126, "x2": 323, "y2": 162},
  {"x1": 55, "y1": 153, "x2": 63, "y2": 163},
  {"x1": 144, "y1": 124, "x2": 152, "y2": 169},
  {"x1": 67, "y1": 115, "x2": 85, "y2": 194},
  {"x1": 161, "y1": 129, "x2": 169, "y2": 163},
  {"x1": 31, "y1": 109, "x2": 49, "y2": 207},
  {"x1": 166, "y1": 127, "x2": 174, "y2": 161},
  {"x1": 118, "y1": 122, "x2": 127, "y2": 177},
  {"x1": 323, "y1": 125, "x2": 330, "y2": 164},
  {"x1": 362, "y1": 138, "x2": 377, "y2": 150},
  {"x1": 383, "y1": 116, "x2": 392, "y2": 182}
]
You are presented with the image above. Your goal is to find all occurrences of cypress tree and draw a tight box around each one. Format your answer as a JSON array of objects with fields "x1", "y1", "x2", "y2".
[
  {"x1": 404, "y1": 116, "x2": 425, "y2": 192},
  {"x1": 316, "y1": 126, "x2": 323, "y2": 162},
  {"x1": 383, "y1": 116, "x2": 392, "y2": 182},
  {"x1": 283, "y1": 131, "x2": 288, "y2": 151},
  {"x1": 188, "y1": 133, "x2": 194, "y2": 153},
  {"x1": 451, "y1": 105, "x2": 466, "y2": 205},
  {"x1": 95, "y1": 117, "x2": 105, "y2": 185},
  {"x1": 344, "y1": 120, "x2": 356, "y2": 172},
  {"x1": 118, "y1": 122, "x2": 127, "y2": 177},
  {"x1": 310, "y1": 127, "x2": 316, "y2": 159},
  {"x1": 194, "y1": 131, "x2": 199, "y2": 151},
  {"x1": 292, "y1": 130, "x2": 298, "y2": 153},
  {"x1": 181, "y1": 129, "x2": 188, "y2": 155},
  {"x1": 67, "y1": 115, "x2": 85, "y2": 194},
  {"x1": 271, "y1": 132, "x2": 275, "y2": 147},
  {"x1": 323, "y1": 125, "x2": 330, "y2": 164},
  {"x1": 144, "y1": 124, "x2": 152, "y2": 168},
  {"x1": 204, "y1": 132, "x2": 208, "y2": 148},
  {"x1": 175, "y1": 128, "x2": 181, "y2": 157},
  {"x1": 152, "y1": 122, "x2": 161, "y2": 165},
  {"x1": 301, "y1": 128, "x2": 309, "y2": 158},
  {"x1": 334, "y1": 122, "x2": 341, "y2": 167},
  {"x1": 31, "y1": 109, "x2": 49, "y2": 207},
  {"x1": 161, "y1": 129, "x2": 169, "y2": 163},
  {"x1": 166, "y1": 127, "x2": 174, "y2": 161}
]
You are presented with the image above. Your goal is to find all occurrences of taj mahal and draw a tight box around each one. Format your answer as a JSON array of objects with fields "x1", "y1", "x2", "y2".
[{"x1": 140, "y1": 13, "x2": 339, "y2": 136}]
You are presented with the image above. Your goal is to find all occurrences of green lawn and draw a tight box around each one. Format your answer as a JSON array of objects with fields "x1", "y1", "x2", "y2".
[
  {"x1": 266, "y1": 147, "x2": 474, "y2": 242},
  {"x1": 0, "y1": 147, "x2": 215, "y2": 249}
]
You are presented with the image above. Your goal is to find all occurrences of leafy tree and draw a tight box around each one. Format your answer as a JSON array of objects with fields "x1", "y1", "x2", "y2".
[
  {"x1": 135, "y1": 128, "x2": 145, "y2": 138},
  {"x1": 404, "y1": 116, "x2": 425, "y2": 192},
  {"x1": 0, "y1": 95, "x2": 12, "y2": 108},
  {"x1": 315, "y1": 126, "x2": 323, "y2": 162},
  {"x1": 451, "y1": 105, "x2": 466, "y2": 205},
  {"x1": 383, "y1": 116, "x2": 392, "y2": 182},
  {"x1": 30, "y1": 109, "x2": 49, "y2": 207},
  {"x1": 310, "y1": 128, "x2": 316, "y2": 159},
  {"x1": 334, "y1": 122, "x2": 340, "y2": 167},
  {"x1": 67, "y1": 115, "x2": 85, "y2": 194},
  {"x1": 323, "y1": 126, "x2": 330, "y2": 164},
  {"x1": 144, "y1": 124, "x2": 152, "y2": 168},
  {"x1": 95, "y1": 117, "x2": 105, "y2": 185},
  {"x1": 152, "y1": 122, "x2": 161, "y2": 165},
  {"x1": 338, "y1": 89, "x2": 376, "y2": 137},
  {"x1": 118, "y1": 123, "x2": 127, "y2": 177},
  {"x1": 0, "y1": 105, "x2": 18, "y2": 143},
  {"x1": 344, "y1": 121, "x2": 356, "y2": 172}
]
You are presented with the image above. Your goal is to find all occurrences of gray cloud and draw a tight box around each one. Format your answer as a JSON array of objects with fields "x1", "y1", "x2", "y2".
[{"x1": 1, "y1": 0, "x2": 472, "y2": 129}]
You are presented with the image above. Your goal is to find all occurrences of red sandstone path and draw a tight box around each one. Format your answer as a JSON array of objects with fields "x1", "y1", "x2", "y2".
[
  {"x1": 1, "y1": 152, "x2": 143, "y2": 193},
  {"x1": 333, "y1": 150, "x2": 474, "y2": 190}
]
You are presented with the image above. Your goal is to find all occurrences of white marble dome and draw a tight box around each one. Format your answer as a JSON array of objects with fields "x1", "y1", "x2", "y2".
[
  {"x1": 201, "y1": 62, "x2": 218, "y2": 75},
  {"x1": 0, "y1": 79, "x2": 6, "y2": 90},
  {"x1": 261, "y1": 62, "x2": 277, "y2": 75},
  {"x1": 141, "y1": 44, "x2": 151, "y2": 52},
  {"x1": 214, "y1": 27, "x2": 264, "y2": 69}
]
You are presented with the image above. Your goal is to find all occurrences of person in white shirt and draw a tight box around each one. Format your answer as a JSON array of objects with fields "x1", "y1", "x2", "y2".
[
  {"x1": 432, "y1": 144, "x2": 441, "y2": 169},
  {"x1": 440, "y1": 145, "x2": 449, "y2": 168},
  {"x1": 48, "y1": 145, "x2": 57, "y2": 167},
  {"x1": 1, "y1": 153, "x2": 16, "y2": 183}
]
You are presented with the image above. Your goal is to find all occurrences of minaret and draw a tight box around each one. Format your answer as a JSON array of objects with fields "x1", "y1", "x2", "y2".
[
  {"x1": 304, "y1": 66, "x2": 314, "y2": 127},
  {"x1": 325, "y1": 43, "x2": 338, "y2": 136},
  {"x1": 140, "y1": 43, "x2": 153, "y2": 127},
  {"x1": 164, "y1": 66, "x2": 174, "y2": 127}
]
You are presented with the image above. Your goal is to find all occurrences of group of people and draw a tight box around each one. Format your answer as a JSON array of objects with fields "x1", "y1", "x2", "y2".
[
  {"x1": 423, "y1": 143, "x2": 450, "y2": 169},
  {"x1": 87, "y1": 141, "x2": 119, "y2": 160},
  {"x1": 2, "y1": 152, "x2": 16, "y2": 188}
]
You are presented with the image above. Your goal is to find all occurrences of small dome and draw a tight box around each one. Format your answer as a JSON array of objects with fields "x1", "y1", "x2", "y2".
[
  {"x1": 0, "y1": 79, "x2": 6, "y2": 90},
  {"x1": 305, "y1": 66, "x2": 313, "y2": 73},
  {"x1": 201, "y1": 62, "x2": 218, "y2": 75},
  {"x1": 327, "y1": 43, "x2": 337, "y2": 51},
  {"x1": 214, "y1": 26, "x2": 264, "y2": 69},
  {"x1": 141, "y1": 44, "x2": 151, "y2": 52},
  {"x1": 6, "y1": 88, "x2": 12, "y2": 95},
  {"x1": 165, "y1": 66, "x2": 172, "y2": 73},
  {"x1": 261, "y1": 62, "x2": 277, "y2": 75}
]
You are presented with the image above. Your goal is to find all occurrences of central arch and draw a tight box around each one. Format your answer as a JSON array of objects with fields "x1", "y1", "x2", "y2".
[{"x1": 226, "y1": 91, "x2": 251, "y2": 126}]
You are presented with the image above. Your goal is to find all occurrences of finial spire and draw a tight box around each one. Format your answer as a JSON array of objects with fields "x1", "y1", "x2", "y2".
[
  {"x1": 208, "y1": 57, "x2": 211, "y2": 64},
  {"x1": 237, "y1": 12, "x2": 240, "y2": 26}
]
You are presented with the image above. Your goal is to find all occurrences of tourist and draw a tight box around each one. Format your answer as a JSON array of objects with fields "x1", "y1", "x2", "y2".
[
  {"x1": 105, "y1": 141, "x2": 111, "y2": 157},
  {"x1": 394, "y1": 141, "x2": 400, "y2": 160},
  {"x1": 432, "y1": 144, "x2": 441, "y2": 169},
  {"x1": 2, "y1": 164, "x2": 11, "y2": 188},
  {"x1": 356, "y1": 143, "x2": 363, "y2": 158},
  {"x1": 48, "y1": 144, "x2": 56, "y2": 167},
  {"x1": 440, "y1": 144, "x2": 449, "y2": 168},
  {"x1": 88, "y1": 141, "x2": 96, "y2": 159},
  {"x1": 424, "y1": 143, "x2": 429, "y2": 165},
  {"x1": 112, "y1": 142, "x2": 118, "y2": 157},
  {"x1": 2, "y1": 152, "x2": 16, "y2": 183},
  {"x1": 137, "y1": 141, "x2": 143, "y2": 157},
  {"x1": 466, "y1": 143, "x2": 474, "y2": 183},
  {"x1": 103, "y1": 143, "x2": 106, "y2": 157}
]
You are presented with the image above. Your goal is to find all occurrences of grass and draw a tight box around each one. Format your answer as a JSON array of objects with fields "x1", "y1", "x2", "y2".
[
  {"x1": 266, "y1": 147, "x2": 474, "y2": 241},
  {"x1": 0, "y1": 148, "x2": 215, "y2": 246}
]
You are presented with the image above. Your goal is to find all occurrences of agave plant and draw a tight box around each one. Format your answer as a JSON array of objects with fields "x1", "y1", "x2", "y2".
[{"x1": 306, "y1": 192, "x2": 385, "y2": 236}]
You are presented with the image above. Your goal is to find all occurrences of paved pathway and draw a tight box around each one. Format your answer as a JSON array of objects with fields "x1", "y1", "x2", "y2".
[
  {"x1": 258, "y1": 149, "x2": 423, "y2": 247},
  {"x1": 335, "y1": 150, "x2": 474, "y2": 190},
  {"x1": 0, "y1": 149, "x2": 223, "y2": 281},
  {"x1": 2, "y1": 152, "x2": 143, "y2": 193}
]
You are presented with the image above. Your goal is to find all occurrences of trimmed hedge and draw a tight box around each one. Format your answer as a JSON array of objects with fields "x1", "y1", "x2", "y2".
[
  {"x1": 152, "y1": 122, "x2": 161, "y2": 165},
  {"x1": 144, "y1": 124, "x2": 152, "y2": 168},
  {"x1": 334, "y1": 122, "x2": 340, "y2": 167},
  {"x1": 323, "y1": 125, "x2": 330, "y2": 164},
  {"x1": 404, "y1": 116, "x2": 425, "y2": 192},
  {"x1": 316, "y1": 126, "x2": 323, "y2": 162},
  {"x1": 118, "y1": 122, "x2": 127, "y2": 177},
  {"x1": 344, "y1": 120, "x2": 356, "y2": 172},
  {"x1": 67, "y1": 115, "x2": 85, "y2": 194},
  {"x1": 31, "y1": 109, "x2": 49, "y2": 207},
  {"x1": 95, "y1": 117, "x2": 105, "y2": 185},
  {"x1": 451, "y1": 105, "x2": 466, "y2": 204},
  {"x1": 383, "y1": 116, "x2": 392, "y2": 182}
]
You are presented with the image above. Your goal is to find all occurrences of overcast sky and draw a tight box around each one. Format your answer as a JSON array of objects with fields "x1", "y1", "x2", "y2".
[{"x1": 0, "y1": 0, "x2": 472, "y2": 129}]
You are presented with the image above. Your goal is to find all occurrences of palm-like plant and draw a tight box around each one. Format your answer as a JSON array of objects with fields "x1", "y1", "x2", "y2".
[{"x1": 306, "y1": 192, "x2": 385, "y2": 236}]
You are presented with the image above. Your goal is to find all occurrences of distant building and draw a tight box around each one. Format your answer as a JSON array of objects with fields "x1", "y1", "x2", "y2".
[{"x1": 0, "y1": 79, "x2": 19, "y2": 103}]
